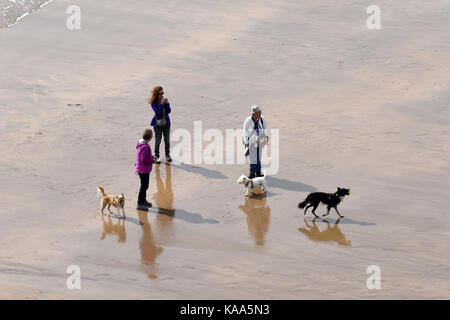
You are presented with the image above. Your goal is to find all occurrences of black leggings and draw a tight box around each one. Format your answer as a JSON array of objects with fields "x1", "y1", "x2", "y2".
[
  {"x1": 154, "y1": 125, "x2": 170, "y2": 157},
  {"x1": 138, "y1": 173, "x2": 150, "y2": 205}
]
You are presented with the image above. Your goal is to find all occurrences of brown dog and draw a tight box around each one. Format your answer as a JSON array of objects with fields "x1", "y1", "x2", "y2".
[{"x1": 97, "y1": 186, "x2": 125, "y2": 218}]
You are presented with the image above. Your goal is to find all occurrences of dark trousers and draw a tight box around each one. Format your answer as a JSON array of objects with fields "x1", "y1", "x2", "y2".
[
  {"x1": 138, "y1": 173, "x2": 150, "y2": 205},
  {"x1": 249, "y1": 145, "x2": 261, "y2": 178},
  {"x1": 154, "y1": 125, "x2": 170, "y2": 157}
]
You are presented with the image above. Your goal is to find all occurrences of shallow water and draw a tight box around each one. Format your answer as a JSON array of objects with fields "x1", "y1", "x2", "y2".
[{"x1": 0, "y1": 0, "x2": 54, "y2": 30}]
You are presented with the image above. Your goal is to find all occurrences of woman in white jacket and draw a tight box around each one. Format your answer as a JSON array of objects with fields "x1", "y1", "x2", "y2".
[{"x1": 242, "y1": 105, "x2": 268, "y2": 179}]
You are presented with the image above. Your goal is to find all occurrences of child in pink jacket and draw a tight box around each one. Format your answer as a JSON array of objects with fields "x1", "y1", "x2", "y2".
[{"x1": 136, "y1": 128, "x2": 155, "y2": 211}]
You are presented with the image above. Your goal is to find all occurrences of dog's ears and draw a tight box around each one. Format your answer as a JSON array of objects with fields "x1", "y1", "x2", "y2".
[{"x1": 337, "y1": 187, "x2": 341, "y2": 191}]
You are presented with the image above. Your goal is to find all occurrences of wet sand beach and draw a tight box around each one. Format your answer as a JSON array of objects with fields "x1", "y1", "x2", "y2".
[{"x1": 0, "y1": 0, "x2": 449, "y2": 299}]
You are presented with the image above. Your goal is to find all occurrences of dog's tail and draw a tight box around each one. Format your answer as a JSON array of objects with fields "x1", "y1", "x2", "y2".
[
  {"x1": 298, "y1": 199, "x2": 308, "y2": 209},
  {"x1": 97, "y1": 186, "x2": 105, "y2": 197}
]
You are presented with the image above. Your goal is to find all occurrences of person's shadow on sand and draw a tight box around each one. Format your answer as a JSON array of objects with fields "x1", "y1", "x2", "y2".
[
  {"x1": 137, "y1": 210, "x2": 163, "y2": 279},
  {"x1": 100, "y1": 215, "x2": 126, "y2": 243},
  {"x1": 170, "y1": 162, "x2": 228, "y2": 179},
  {"x1": 298, "y1": 218, "x2": 351, "y2": 246},
  {"x1": 150, "y1": 163, "x2": 219, "y2": 225},
  {"x1": 266, "y1": 176, "x2": 316, "y2": 192},
  {"x1": 238, "y1": 197, "x2": 271, "y2": 246}
]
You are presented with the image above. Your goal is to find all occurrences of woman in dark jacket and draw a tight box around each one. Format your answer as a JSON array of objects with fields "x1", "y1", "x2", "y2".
[{"x1": 149, "y1": 86, "x2": 172, "y2": 163}]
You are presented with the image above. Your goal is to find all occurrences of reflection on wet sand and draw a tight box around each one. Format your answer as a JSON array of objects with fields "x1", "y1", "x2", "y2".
[
  {"x1": 298, "y1": 218, "x2": 351, "y2": 246},
  {"x1": 135, "y1": 164, "x2": 173, "y2": 279},
  {"x1": 154, "y1": 164, "x2": 175, "y2": 227},
  {"x1": 100, "y1": 215, "x2": 126, "y2": 243},
  {"x1": 137, "y1": 210, "x2": 163, "y2": 279},
  {"x1": 238, "y1": 196, "x2": 271, "y2": 246},
  {"x1": 152, "y1": 164, "x2": 219, "y2": 224}
]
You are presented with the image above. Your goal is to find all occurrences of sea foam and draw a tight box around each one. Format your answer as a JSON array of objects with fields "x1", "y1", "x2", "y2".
[{"x1": 0, "y1": 0, "x2": 54, "y2": 30}]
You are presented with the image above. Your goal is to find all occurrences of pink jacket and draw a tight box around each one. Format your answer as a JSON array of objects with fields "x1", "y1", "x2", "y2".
[{"x1": 136, "y1": 139, "x2": 153, "y2": 174}]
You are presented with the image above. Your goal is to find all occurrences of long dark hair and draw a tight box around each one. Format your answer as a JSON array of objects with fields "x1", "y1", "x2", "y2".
[{"x1": 149, "y1": 86, "x2": 163, "y2": 105}]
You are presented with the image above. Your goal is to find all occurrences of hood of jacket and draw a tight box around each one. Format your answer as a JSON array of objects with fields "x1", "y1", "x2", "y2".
[{"x1": 136, "y1": 139, "x2": 148, "y2": 150}]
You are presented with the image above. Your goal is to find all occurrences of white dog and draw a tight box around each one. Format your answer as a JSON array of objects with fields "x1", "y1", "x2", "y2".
[{"x1": 237, "y1": 171, "x2": 267, "y2": 196}]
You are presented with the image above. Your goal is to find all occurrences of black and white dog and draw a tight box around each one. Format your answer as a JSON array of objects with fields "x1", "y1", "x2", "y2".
[{"x1": 298, "y1": 187, "x2": 351, "y2": 218}]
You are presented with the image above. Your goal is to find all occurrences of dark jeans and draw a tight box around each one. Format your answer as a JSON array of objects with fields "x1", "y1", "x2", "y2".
[
  {"x1": 138, "y1": 173, "x2": 150, "y2": 205},
  {"x1": 249, "y1": 145, "x2": 261, "y2": 176},
  {"x1": 154, "y1": 125, "x2": 170, "y2": 157}
]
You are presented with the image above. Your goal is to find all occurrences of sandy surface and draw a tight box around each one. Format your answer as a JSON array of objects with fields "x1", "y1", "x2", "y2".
[{"x1": 0, "y1": 0, "x2": 449, "y2": 299}]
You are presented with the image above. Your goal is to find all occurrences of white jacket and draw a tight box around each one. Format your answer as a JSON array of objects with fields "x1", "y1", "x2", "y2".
[{"x1": 242, "y1": 115, "x2": 268, "y2": 164}]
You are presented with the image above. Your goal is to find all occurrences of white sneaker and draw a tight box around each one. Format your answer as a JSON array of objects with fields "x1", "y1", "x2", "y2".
[{"x1": 156, "y1": 157, "x2": 161, "y2": 164}]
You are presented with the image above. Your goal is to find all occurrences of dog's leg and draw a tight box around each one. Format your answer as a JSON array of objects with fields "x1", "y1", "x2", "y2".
[
  {"x1": 311, "y1": 205, "x2": 319, "y2": 218},
  {"x1": 323, "y1": 205, "x2": 332, "y2": 217},
  {"x1": 333, "y1": 206, "x2": 344, "y2": 218},
  {"x1": 108, "y1": 204, "x2": 113, "y2": 216},
  {"x1": 304, "y1": 204, "x2": 312, "y2": 215}
]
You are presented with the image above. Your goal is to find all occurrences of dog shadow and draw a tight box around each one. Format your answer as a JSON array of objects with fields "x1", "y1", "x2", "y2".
[
  {"x1": 246, "y1": 191, "x2": 279, "y2": 199},
  {"x1": 238, "y1": 196, "x2": 271, "y2": 246},
  {"x1": 170, "y1": 162, "x2": 228, "y2": 179},
  {"x1": 242, "y1": 184, "x2": 280, "y2": 199},
  {"x1": 266, "y1": 176, "x2": 316, "y2": 192},
  {"x1": 324, "y1": 217, "x2": 375, "y2": 226},
  {"x1": 248, "y1": 192, "x2": 266, "y2": 199},
  {"x1": 100, "y1": 215, "x2": 126, "y2": 243},
  {"x1": 104, "y1": 212, "x2": 143, "y2": 226},
  {"x1": 298, "y1": 218, "x2": 351, "y2": 246}
]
